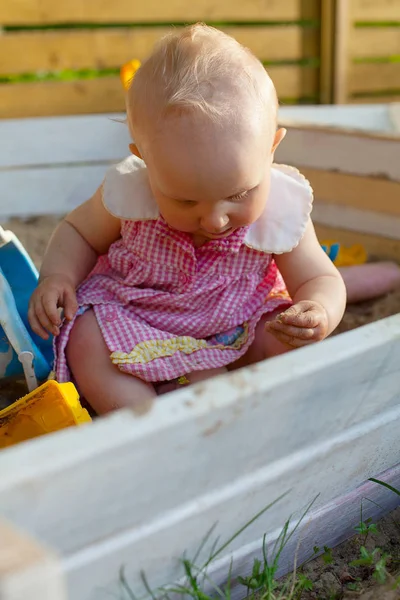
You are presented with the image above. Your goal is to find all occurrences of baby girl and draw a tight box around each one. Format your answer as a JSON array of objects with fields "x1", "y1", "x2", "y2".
[{"x1": 29, "y1": 24, "x2": 346, "y2": 414}]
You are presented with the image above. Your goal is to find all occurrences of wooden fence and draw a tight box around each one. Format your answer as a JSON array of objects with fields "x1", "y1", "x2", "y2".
[
  {"x1": 0, "y1": 0, "x2": 324, "y2": 118},
  {"x1": 334, "y1": 0, "x2": 400, "y2": 104},
  {"x1": 1, "y1": 0, "x2": 398, "y2": 118}
]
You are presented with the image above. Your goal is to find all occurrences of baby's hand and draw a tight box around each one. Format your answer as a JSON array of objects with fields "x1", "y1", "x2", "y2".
[
  {"x1": 28, "y1": 274, "x2": 78, "y2": 340},
  {"x1": 265, "y1": 300, "x2": 329, "y2": 348}
]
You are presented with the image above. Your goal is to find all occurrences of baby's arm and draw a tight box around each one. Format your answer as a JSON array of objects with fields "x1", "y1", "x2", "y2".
[
  {"x1": 267, "y1": 220, "x2": 346, "y2": 347},
  {"x1": 29, "y1": 186, "x2": 121, "y2": 339}
]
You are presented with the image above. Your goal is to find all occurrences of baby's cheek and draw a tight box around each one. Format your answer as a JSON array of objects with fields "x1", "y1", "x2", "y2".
[{"x1": 235, "y1": 202, "x2": 263, "y2": 227}]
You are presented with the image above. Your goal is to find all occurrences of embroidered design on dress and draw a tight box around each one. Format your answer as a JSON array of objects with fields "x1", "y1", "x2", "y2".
[{"x1": 110, "y1": 324, "x2": 249, "y2": 365}]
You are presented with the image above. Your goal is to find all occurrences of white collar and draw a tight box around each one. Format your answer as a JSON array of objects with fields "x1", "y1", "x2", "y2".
[{"x1": 103, "y1": 156, "x2": 313, "y2": 254}]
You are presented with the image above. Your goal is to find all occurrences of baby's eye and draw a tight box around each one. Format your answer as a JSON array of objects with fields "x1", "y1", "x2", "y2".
[
  {"x1": 231, "y1": 191, "x2": 249, "y2": 201},
  {"x1": 230, "y1": 187, "x2": 257, "y2": 201},
  {"x1": 176, "y1": 199, "x2": 197, "y2": 207}
]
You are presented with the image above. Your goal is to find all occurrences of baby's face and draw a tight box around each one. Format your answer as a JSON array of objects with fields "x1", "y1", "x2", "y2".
[{"x1": 136, "y1": 110, "x2": 283, "y2": 242}]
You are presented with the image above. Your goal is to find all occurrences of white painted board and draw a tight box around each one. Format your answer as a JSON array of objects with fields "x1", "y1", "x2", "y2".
[
  {"x1": 1, "y1": 105, "x2": 400, "y2": 219},
  {"x1": 278, "y1": 103, "x2": 396, "y2": 133},
  {"x1": 0, "y1": 314, "x2": 399, "y2": 600},
  {"x1": 0, "y1": 114, "x2": 130, "y2": 168},
  {"x1": 0, "y1": 104, "x2": 397, "y2": 169},
  {"x1": 0, "y1": 165, "x2": 109, "y2": 219},
  {"x1": 276, "y1": 128, "x2": 400, "y2": 181}
]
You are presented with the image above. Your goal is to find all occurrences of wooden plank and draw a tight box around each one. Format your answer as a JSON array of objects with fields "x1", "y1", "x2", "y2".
[
  {"x1": 0, "y1": 106, "x2": 394, "y2": 170},
  {"x1": 0, "y1": 0, "x2": 319, "y2": 25},
  {"x1": 348, "y1": 93, "x2": 400, "y2": 103},
  {"x1": 301, "y1": 168, "x2": 400, "y2": 216},
  {"x1": 333, "y1": 0, "x2": 350, "y2": 103},
  {"x1": 389, "y1": 102, "x2": 400, "y2": 131},
  {"x1": 350, "y1": 63, "x2": 400, "y2": 94},
  {"x1": 0, "y1": 66, "x2": 319, "y2": 119},
  {"x1": 351, "y1": 0, "x2": 400, "y2": 21},
  {"x1": 0, "y1": 78, "x2": 126, "y2": 119},
  {"x1": 0, "y1": 165, "x2": 109, "y2": 219},
  {"x1": 279, "y1": 103, "x2": 395, "y2": 132},
  {"x1": 276, "y1": 127, "x2": 400, "y2": 181},
  {"x1": 0, "y1": 314, "x2": 399, "y2": 600},
  {"x1": 314, "y1": 223, "x2": 400, "y2": 261},
  {"x1": 0, "y1": 520, "x2": 66, "y2": 600},
  {"x1": 313, "y1": 202, "x2": 400, "y2": 239},
  {"x1": 0, "y1": 114, "x2": 129, "y2": 169},
  {"x1": 350, "y1": 28, "x2": 400, "y2": 58},
  {"x1": 0, "y1": 26, "x2": 319, "y2": 75},
  {"x1": 319, "y1": 0, "x2": 335, "y2": 103},
  {"x1": 2, "y1": 123, "x2": 400, "y2": 220}
]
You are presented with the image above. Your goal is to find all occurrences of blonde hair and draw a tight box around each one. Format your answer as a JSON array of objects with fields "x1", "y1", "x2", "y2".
[{"x1": 127, "y1": 23, "x2": 277, "y2": 133}]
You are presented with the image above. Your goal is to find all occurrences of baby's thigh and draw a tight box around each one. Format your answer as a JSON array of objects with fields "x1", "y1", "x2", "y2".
[{"x1": 66, "y1": 309, "x2": 156, "y2": 414}]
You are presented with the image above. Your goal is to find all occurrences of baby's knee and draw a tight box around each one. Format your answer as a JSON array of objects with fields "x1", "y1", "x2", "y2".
[{"x1": 65, "y1": 309, "x2": 99, "y2": 364}]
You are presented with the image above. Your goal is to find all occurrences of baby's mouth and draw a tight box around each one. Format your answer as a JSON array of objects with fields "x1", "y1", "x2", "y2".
[{"x1": 202, "y1": 227, "x2": 233, "y2": 239}]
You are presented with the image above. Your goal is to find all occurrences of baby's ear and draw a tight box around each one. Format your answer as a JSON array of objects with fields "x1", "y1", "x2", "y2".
[
  {"x1": 129, "y1": 143, "x2": 142, "y2": 159},
  {"x1": 271, "y1": 128, "x2": 286, "y2": 159}
]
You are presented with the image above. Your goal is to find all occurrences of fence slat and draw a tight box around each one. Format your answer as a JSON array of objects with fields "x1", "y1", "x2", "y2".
[
  {"x1": 0, "y1": 66, "x2": 318, "y2": 119},
  {"x1": 0, "y1": 0, "x2": 319, "y2": 25},
  {"x1": 350, "y1": 28, "x2": 400, "y2": 58},
  {"x1": 348, "y1": 94, "x2": 400, "y2": 104},
  {"x1": 349, "y1": 63, "x2": 400, "y2": 94},
  {"x1": 350, "y1": 0, "x2": 400, "y2": 21},
  {"x1": 300, "y1": 168, "x2": 400, "y2": 216},
  {"x1": 0, "y1": 26, "x2": 319, "y2": 75},
  {"x1": 0, "y1": 520, "x2": 66, "y2": 600}
]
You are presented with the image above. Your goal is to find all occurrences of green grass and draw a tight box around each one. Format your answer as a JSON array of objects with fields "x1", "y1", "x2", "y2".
[
  {"x1": 3, "y1": 20, "x2": 320, "y2": 32},
  {"x1": 0, "y1": 58, "x2": 319, "y2": 86},
  {"x1": 355, "y1": 21, "x2": 400, "y2": 27},
  {"x1": 352, "y1": 89, "x2": 400, "y2": 99},
  {"x1": 116, "y1": 479, "x2": 400, "y2": 600},
  {"x1": 118, "y1": 493, "x2": 320, "y2": 600},
  {"x1": 0, "y1": 67, "x2": 121, "y2": 85},
  {"x1": 354, "y1": 56, "x2": 400, "y2": 64}
]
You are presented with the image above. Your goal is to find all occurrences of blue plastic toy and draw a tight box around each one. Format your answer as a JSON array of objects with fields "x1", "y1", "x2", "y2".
[{"x1": 0, "y1": 226, "x2": 53, "y2": 390}]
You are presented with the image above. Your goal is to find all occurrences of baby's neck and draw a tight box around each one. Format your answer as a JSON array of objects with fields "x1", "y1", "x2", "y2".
[{"x1": 191, "y1": 233, "x2": 209, "y2": 248}]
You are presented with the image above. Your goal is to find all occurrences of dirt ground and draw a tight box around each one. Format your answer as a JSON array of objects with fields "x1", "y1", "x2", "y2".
[
  {"x1": 300, "y1": 508, "x2": 400, "y2": 600},
  {"x1": 2, "y1": 216, "x2": 400, "y2": 599}
]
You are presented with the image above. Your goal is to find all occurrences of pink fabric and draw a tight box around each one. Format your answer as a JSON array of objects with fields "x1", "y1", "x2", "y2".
[{"x1": 55, "y1": 217, "x2": 291, "y2": 383}]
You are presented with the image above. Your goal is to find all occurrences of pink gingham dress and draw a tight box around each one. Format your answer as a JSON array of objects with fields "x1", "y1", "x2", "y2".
[{"x1": 55, "y1": 156, "x2": 313, "y2": 383}]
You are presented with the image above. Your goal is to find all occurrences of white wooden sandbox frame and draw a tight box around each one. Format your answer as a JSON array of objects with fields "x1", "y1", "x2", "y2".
[{"x1": 0, "y1": 105, "x2": 400, "y2": 600}]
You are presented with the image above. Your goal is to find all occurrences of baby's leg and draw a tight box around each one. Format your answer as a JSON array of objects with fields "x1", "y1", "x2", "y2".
[
  {"x1": 228, "y1": 310, "x2": 291, "y2": 371},
  {"x1": 157, "y1": 367, "x2": 228, "y2": 395},
  {"x1": 66, "y1": 309, "x2": 156, "y2": 415}
]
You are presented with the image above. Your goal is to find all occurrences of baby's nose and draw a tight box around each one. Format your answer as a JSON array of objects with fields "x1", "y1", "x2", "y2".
[{"x1": 201, "y1": 212, "x2": 229, "y2": 233}]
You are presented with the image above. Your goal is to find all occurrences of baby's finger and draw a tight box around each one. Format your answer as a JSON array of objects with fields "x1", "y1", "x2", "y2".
[
  {"x1": 278, "y1": 306, "x2": 320, "y2": 328},
  {"x1": 28, "y1": 305, "x2": 50, "y2": 340},
  {"x1": 35, "y1": 302, "x2": 60, "y2": 336},
  {"x1": 42, "y1": 292, "x2": 62, "y2": 326},
  {"x1": 267, "y1": 320, "x2": 315, "y2": 340},
  {"x1": 268, "y1": 328, "x2": 312, "y2": 348},
  {"x1": 63, "y1": 288, "x2": 78, "y2": 321}
]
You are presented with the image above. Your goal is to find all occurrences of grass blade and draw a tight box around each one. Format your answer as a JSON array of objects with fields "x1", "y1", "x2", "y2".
[
  {"x1": 192, "y1": 523, "x2": 218, "y2": 566},
  {"x1": 119, "y1": 566, "x2": 138, "y2": 600},
  {"x1": 369, "y1": 478, "x2": 400, "y2": 497},
  {"x1": 204, "y1": 491, "x2": 290, "y2": 568},
  {"x1": 140, "y1": 570, "x2": 158, "y2": 600}
]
